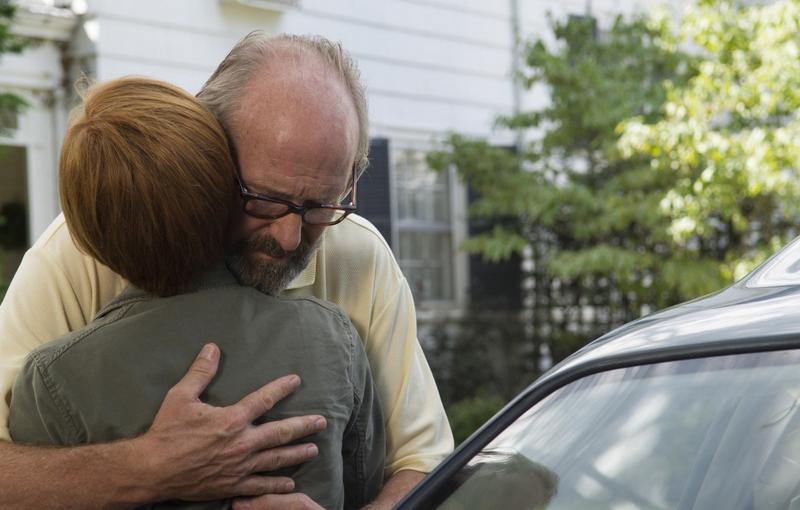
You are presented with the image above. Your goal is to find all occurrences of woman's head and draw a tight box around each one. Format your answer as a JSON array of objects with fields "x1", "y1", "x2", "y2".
[{"x1": 59, "y1": 76, "x2": 236, "y2": 296}]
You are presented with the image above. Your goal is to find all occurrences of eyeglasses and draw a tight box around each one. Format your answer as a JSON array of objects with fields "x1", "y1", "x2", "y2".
[{"x1": 234, "y1": 165, "x2": 358, "y2": 226}]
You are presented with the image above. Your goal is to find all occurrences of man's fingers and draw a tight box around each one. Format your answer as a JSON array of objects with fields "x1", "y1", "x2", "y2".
[
  {"x1": 233, "y1": 493, "x2": 324, "y2": 510},
  {"x1": 172, "y1": 343, "x2": 220, "y2": 399},
  {"x1": 248, "y1": 415, "x2": 327, "y2": 450},
  {"x1": 232, "y1": 476, "x2": 296, "y2": 498},
  {"x1": 250, "y1": 443, "x2": 319, "y2": 473},
  {"x1": 233, "y1": 374, "x2": 302, "y2": 421}
]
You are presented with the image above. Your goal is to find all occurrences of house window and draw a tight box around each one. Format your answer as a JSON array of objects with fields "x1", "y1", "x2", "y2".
[{"x1": 393, "y1": 148, "x2": 454, "y2": 303}]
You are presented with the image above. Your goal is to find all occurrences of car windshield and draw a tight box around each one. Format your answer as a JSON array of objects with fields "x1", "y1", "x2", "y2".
[
  {"x1": 744, "y1": 236, "x2": 800, "y2": 288},
  {"x1": 436, "y1": 349, "x2": 800, "y2": 510}
]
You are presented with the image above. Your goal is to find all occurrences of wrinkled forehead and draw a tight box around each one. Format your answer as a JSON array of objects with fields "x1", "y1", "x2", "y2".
[
  {"x1": 234, "y1": 53, "x2": 356, "y2": 143},
  {"x1": 239, "y1": 47, "x2": 354, "y2": 122},
  {"x1": 229, "y1": 56, "x2": 357, "y2": 200}
]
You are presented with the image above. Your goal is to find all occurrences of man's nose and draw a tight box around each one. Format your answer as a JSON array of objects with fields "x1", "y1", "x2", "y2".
[{"x1": 268, "y1": 213, "x2": 303, "y2": 252}]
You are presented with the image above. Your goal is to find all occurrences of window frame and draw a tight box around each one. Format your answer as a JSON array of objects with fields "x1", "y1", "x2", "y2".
[{"x1": 389, "y1": 140, "x2": 468, "y2": 311}]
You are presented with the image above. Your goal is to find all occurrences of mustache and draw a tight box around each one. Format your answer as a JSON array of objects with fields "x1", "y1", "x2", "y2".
[{"x1": 233, "y1": 233, "x2": 311, "y2": 260}]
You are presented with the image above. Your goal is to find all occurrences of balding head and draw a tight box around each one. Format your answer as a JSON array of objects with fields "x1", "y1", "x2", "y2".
[{"x1": 197, "y1": 32, "x2": 369, "y2": 174}]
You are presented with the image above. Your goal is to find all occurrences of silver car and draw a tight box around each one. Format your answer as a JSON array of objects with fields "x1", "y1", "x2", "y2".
[{"x1": 399, "y1": 238, "x2": 800, "y2": 510}]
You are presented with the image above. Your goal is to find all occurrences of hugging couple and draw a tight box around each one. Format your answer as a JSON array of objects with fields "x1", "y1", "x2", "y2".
[{"x1": 0, "y1": 32, "x2": 452, "y2": 510}]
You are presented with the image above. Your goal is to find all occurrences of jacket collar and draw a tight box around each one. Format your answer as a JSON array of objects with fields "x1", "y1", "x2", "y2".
[
  {"x1": 96, "y1": 262, "x2": 241, "y2": 320},
  {"x1": 97, "y1": 251, "x2": 318, "y2": 321}
]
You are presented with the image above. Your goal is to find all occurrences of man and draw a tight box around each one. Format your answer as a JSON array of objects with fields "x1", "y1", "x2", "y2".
[
  {"x1": 11, "y1": 75, "x2": 385, "y2": 510},
  {"x1": 0, "y1": 33, "x2": 453, "y2": 509}
]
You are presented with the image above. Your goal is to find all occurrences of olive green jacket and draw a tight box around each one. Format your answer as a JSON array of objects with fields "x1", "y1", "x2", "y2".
[{"x1": 9, "y1": 264, "x2": 384, "y2": 510}]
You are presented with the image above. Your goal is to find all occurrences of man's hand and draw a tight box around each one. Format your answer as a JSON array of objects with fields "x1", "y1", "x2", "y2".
[
  {"x1": 135, "y1": 342, "x2": 328, "y2": 503},
  {"x1": 0, "y1": 343, "x2": 326, "y2": 510}
]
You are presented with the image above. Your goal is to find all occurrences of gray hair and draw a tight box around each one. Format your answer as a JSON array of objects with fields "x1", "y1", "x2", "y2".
[{"x1": 197, "y1": 31, "x2": 369, "y2": 175}]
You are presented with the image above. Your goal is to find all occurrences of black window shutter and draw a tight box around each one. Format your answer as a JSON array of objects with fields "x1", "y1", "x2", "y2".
[
  {"x1": 357, "y1": 138, "x2": 392, "y2": 247},
  {"x1": 467, "y1": 152, "x2": 522, "y2": 311}
]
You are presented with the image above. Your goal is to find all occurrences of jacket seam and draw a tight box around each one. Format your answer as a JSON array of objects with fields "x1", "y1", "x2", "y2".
[
  {"x1": 333, "y1": 305, "x2": 370, "y2": 501},
  {"x1": 354, "y1": 402, "x2": 367, "y2": 504},
  {"x1": 42, "y1": 303, "x2": 137, "y2": 368},
  {"x1": 31, "y1": 351, "x2": 83, "y2": 442}
]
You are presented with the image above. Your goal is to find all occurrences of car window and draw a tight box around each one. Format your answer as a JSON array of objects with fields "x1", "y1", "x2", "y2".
[{"x1": 435, "y1": 349, "x2": 800, "y2": 510}]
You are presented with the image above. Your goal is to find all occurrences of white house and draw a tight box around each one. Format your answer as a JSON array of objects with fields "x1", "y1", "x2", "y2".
[{"x1": 0, "y1": 0, "x2": 681, "y2": 311}]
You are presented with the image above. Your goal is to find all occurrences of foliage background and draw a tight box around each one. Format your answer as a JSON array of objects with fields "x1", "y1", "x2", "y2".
[
  {"x1": 0, "y1": 0, "x2": 26, "y2": 303},
  {"x1": 428, "y1": 0, "x2": 800, "y2": 443}
]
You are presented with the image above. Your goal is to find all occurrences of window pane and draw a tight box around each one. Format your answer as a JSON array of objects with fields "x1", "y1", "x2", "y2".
[
  {"x1": 394, "y1": 147, "x2": 455, "y2": 303},
  {"x1": 394, "y1": 149, "x2": 450, "y2": 224},
  {"x1": 398, "y1": 230, "x2": 453, "y2": 302}
]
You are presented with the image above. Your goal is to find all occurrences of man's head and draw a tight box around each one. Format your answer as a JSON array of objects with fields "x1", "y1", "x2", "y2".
[
  {"x1": 59, "y1": 77, "x2": 236, "y2": 297},
  {"x1": 197, "y1": 33, "x2": 366, "y2": 294}
]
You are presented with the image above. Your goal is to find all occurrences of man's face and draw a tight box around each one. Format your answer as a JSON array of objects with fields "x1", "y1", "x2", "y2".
[{"x1": 227, "y1": 55, "x2": 358, "y2": 294}]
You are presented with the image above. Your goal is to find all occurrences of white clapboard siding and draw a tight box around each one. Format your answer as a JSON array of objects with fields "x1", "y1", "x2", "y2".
[{"x1": 84, "y1": 0, "x2": 517, "y2": 138}]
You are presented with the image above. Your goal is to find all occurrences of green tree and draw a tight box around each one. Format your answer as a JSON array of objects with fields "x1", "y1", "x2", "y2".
[
  {"x1": 429, "y1": 13, "x2": 698, "y2": 369},
  {"x1": 619, "y1": 0, "x2": 800, "y2": 280},
  {"x1": 432, "y1": 0, "x2": 800, "y2": 378},
  {"x1": 446, "y1": 392, "x2": 505, "y2": 445}
]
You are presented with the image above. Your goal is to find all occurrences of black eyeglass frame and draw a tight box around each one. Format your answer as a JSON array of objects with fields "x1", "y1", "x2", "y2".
[{"x1": 234, "y1": 164, "x2": 358, "y2": 226}]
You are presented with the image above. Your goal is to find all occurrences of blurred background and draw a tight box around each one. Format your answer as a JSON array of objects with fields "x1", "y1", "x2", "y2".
[{"x1": 1, "y1": 0, "x2": 798, "y2": 443}]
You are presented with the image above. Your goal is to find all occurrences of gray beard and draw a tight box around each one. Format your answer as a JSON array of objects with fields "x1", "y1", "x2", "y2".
[{"x1": 226, "y1": 232, "x2": 318, "y2": 295}]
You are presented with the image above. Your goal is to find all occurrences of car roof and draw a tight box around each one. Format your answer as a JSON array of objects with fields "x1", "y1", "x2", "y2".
[
  {"x1": 547, "y1": 283, "x2": 800, "y2": 377},
  {"x1": 546, "y1": 235, "x2": 800, "y2": 382}
]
